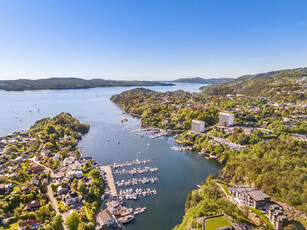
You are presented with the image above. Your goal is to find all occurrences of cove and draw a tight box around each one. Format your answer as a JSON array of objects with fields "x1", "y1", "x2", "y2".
[{"x1": 0, "y1": 83, "x2": 221, "y2": 230}]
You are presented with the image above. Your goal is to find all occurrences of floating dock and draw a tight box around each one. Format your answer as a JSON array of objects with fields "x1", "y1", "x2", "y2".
[
  {"x1": 113, "y1": 167, "x2": 158, "y2": 175},
  {"x1": 119, "y1": 188, "x2": 157, "y2": 200},
  {"x1": 111, "y1": 159, "x2": 151, "y2": 169},
  {"x1": 116, "y1": 176, "x2": 159, "y2": 187}
]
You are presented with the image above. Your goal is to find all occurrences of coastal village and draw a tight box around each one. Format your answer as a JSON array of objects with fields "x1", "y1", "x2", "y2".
[
  {"x1": 0, "y1": 72, "x2": 306, "y2": 230},
  {"x1": 0, "y1": 113, "x2": 160, "y2": 230}
]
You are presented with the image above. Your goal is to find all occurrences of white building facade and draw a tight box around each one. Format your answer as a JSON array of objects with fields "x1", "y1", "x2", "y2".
[
  {"x1": 191, "y1": 120, "x2": 205, "y2": 133},
  {"x1": 219, "y1": 112, "x2": 234, "y2": 126}
]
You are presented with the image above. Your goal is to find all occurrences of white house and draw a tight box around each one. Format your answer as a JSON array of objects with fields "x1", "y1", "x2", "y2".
[
  {"x1": 66, "y1": 170, "x2": 83, "y2": 179},
  {"x1": 63, "y1": 157, "x2": 75, "y2": 166},
  {"x1": 191, "y1": 120, "x2": 205, "y2": 133},
  {"x1": 9, "y1": 156, "x2": 22, "y2": 164}
]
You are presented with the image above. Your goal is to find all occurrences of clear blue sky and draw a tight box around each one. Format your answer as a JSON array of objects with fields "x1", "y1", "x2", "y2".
[{"x1": 0, "y1": 0, "x2": 307, "y2": 80}]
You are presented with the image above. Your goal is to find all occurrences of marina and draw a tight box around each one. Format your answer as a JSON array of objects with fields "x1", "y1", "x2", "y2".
[
  {"x1": 99, "y1": 157, "x2": 159, "y2": 228},
  {"x1": 149, "y1": 131, "x2": 170, "y2": 139},
  {"x1": 113, "y1": 166, "x2": 158, "y2": 175},
  {"x1": 111, "y1": 159, "x2": 151, "y2": 169},
  {"x1": 1, "y1": 83, "x2": 221, "y2": 230},
  {"x1": 115, "y1": 176, "x2": 159, "y2": 187},
  {"x1": 171, "y1": 146, "x2": 193, "y2": 151},
  {"x1": 119, "y1": 188, "x2": 157, "y2": 200}
]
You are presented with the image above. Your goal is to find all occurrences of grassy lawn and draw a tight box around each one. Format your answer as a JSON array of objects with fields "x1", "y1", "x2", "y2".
[
  {"x1": 216, "y1": 180, "x2": 231, "y2": 197},
  {"x1": 250, "y1": 208, "x2": 274, "y2": 229},
  {"x1": 4, "y1": 222, "x2": 18, "y2": 230},
  {"x1": 205, "y1": 216, "x2": 231, "y2": 230}
]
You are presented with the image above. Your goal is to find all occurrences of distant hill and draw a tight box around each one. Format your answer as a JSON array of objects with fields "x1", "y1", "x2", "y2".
[
  {"x1": 172, "y1": 77, "x2": 235, "y2": 84},
  {"x1": 200, "y1": 67, "x2": 307, "y2": 100},
  {"x1": 0, "y1": 77, "x2": 174, "y2": 91}
]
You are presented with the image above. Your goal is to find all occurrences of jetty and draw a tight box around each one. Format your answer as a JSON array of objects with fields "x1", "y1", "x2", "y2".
[
  {"x1": 115, "y1": 176, "x2": 159, "y2": 187},
  {"x1": 149, "y1": 131, "x2": 169, "y2": 139},
  {"x1": 100, "y1": 165, "x2": 117, "y2": 196},
  {"x1": 111, "y1": 159, "x2": 151, "y2": 169},
  {"x1": 119, "y1": 188, "x2": 157, "y2": 200},
  {"x1": 113, "y1": 166, "x2": 158, "y2": 175},
  {"x1": 171, "y1": 146, "x2": 193, "y2": 151}
]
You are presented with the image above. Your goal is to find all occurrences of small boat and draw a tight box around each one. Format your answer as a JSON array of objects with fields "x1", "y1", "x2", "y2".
[
  {"x1": 117, "y1": 140, "x2": 120, "y2": 144},
  {"x1": 120, "y1": 215, "x2": 134, "y2": 224},
  {"x1": 147, "y1": 143, "x2": 150, "y2": 146},
  {"x1": 107, "y1": 138, "x2": 110, "y2": 142},
  {"x1": 29, "y1": 109, "x2": 32, "y2": 112}
]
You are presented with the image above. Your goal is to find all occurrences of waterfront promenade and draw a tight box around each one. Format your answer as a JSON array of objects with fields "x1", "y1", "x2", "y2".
[{"x1": 101, "y1": 165, "x2": 118, "y2": 196}]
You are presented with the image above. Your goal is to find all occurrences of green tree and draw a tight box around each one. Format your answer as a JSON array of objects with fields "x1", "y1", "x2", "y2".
[
  {"x1": 89, "y1": 169, "x2": 100, "y2": 180},
  {"x1": 77, "y1": 183, "x2": 86, "y2": 194},
  {"x1": 65, "y1": 212, "x2": 80, "y2": 230}
]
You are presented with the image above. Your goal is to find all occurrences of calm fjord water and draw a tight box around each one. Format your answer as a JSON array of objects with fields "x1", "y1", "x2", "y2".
[{"x1": 0, "y1": 84, "x2": 221, "y2": 230}]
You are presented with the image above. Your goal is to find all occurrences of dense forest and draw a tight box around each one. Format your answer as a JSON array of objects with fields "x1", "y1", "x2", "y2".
[{"x1": 0, "y1": 77, "x2": 173, "y2": 91}]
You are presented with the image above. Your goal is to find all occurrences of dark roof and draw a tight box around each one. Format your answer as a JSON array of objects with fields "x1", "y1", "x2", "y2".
[
  {"x1": 70, "y1": 192, "x2": 78, "y2": 198},
  {"x1": 29, "y1": 166, "x2": 44, "y2": 171},
  {"x1": 24, "y1": 200, "x2": 41, "y2": 210},
  {"x1": 247, "y1": 190, "x2": 270, "y2": 201},
  {"x1": 20, "y1": 219, "x2": 41, "y2": 227}
]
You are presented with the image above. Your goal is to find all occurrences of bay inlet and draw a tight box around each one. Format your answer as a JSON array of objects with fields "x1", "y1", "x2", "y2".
[{"x1": 0, "y1": 83, "x2": 221, "y2": 230}]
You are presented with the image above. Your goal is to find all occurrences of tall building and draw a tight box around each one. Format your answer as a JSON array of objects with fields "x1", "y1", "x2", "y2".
[
  {"x1": 191, "y1": 120, "x2": 205, "y2": 133},
  {"x1": 219, "y1": 112, "x2": 234, "y2": 126}
]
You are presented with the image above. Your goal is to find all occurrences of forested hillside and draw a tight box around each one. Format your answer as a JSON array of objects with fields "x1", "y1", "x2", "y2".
[
  {"x1": 201, "y1": 67, "x2": 307, "y2": 101},
  {"x1": 111, "y1": 67, "x2": 307, "y2": 228},
  {"x1": 0, "y1": 78, "x2": 173, "y2": 91}
]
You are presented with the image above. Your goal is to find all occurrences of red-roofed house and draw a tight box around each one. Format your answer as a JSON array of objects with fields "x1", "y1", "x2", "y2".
[{"x1": 19, "y1": 220, "x2": 41, "y2": 230}]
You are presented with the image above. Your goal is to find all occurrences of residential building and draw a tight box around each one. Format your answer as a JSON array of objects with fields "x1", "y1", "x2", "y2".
[
  {"x1": 219, "y1": 112, "x2": 234, "y2": 126},
  {"x1": 66, "y1": 170, "x2": 83, "y2": 179},
  {"x1": 191, "y1": 120, "x2": 205, "y2": 133},
  {"x1": 57, "y1": 183, "x2": 70, "y2": 194},
  {"x1": 31, "y1": 176, "x2": 40, "y2": 186},
  {"x1": 19, "y1": 220, "x2": 41, "y2": 230},
  {"x1": 267, "y1": 204, "x2": 289, "y2": 230},
  {"x1": 63, "y1": 157, "x2": 75, "y2": 166},
  {"x1": 228, "y1": 185, "x2": 270, "y2": 209},
  {"x1": 9, "y1": 156, "x2": 22, "y2": 164},
  {"x1": 97, "y1": 210, "x2": 116, "y2": 228},
  {"x1": 29, "y1": 166, "x2": 44, "y2": 174},
  {"x1": 0, "y1": 184, "x2": 11, "y2": 194},
  {"x1": 64, "y1": 192, "x2": 82, "y2": 205},
  {"x1": 23, "y1": 200, "x2": 41, "y2": 212}
]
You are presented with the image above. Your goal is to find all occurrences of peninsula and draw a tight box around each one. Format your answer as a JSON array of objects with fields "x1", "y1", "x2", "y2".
[
  {"x1": 0, "y1": 78, "x2": 174, "y2": 91},
  {"x1": 0, "y1": 113, "x2": 104, "y2": 230}
]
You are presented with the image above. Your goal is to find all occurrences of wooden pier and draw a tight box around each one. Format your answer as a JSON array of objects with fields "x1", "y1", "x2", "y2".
[
  {"x1": 111, "y1": 159, "x2": 151, "y2": 169},
  {"x1": 100, "y1": 165, "x2": 117, "y2": 196},
  {"x1": 113, "y1": 167, "x2": 158, "y2": 175},
  {"x1": 116, "y1": 176, "x2": 159, "y2": 187},
  {"x1": 119, "y1": 188, "x2": 157, "y2": 199}
]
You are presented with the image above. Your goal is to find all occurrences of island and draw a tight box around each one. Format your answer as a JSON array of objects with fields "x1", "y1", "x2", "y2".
[
  {"x1": 111, "y1": 67, "x2": 307, "y2": 230},
  {"x1": 0, "y1": 78, "x2": 174, "y2": 91}
]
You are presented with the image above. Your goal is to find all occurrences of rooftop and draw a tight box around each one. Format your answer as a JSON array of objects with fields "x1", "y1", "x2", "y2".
[{"x1": 247, "y1": 190, "x2": 270, "y2": 201}]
